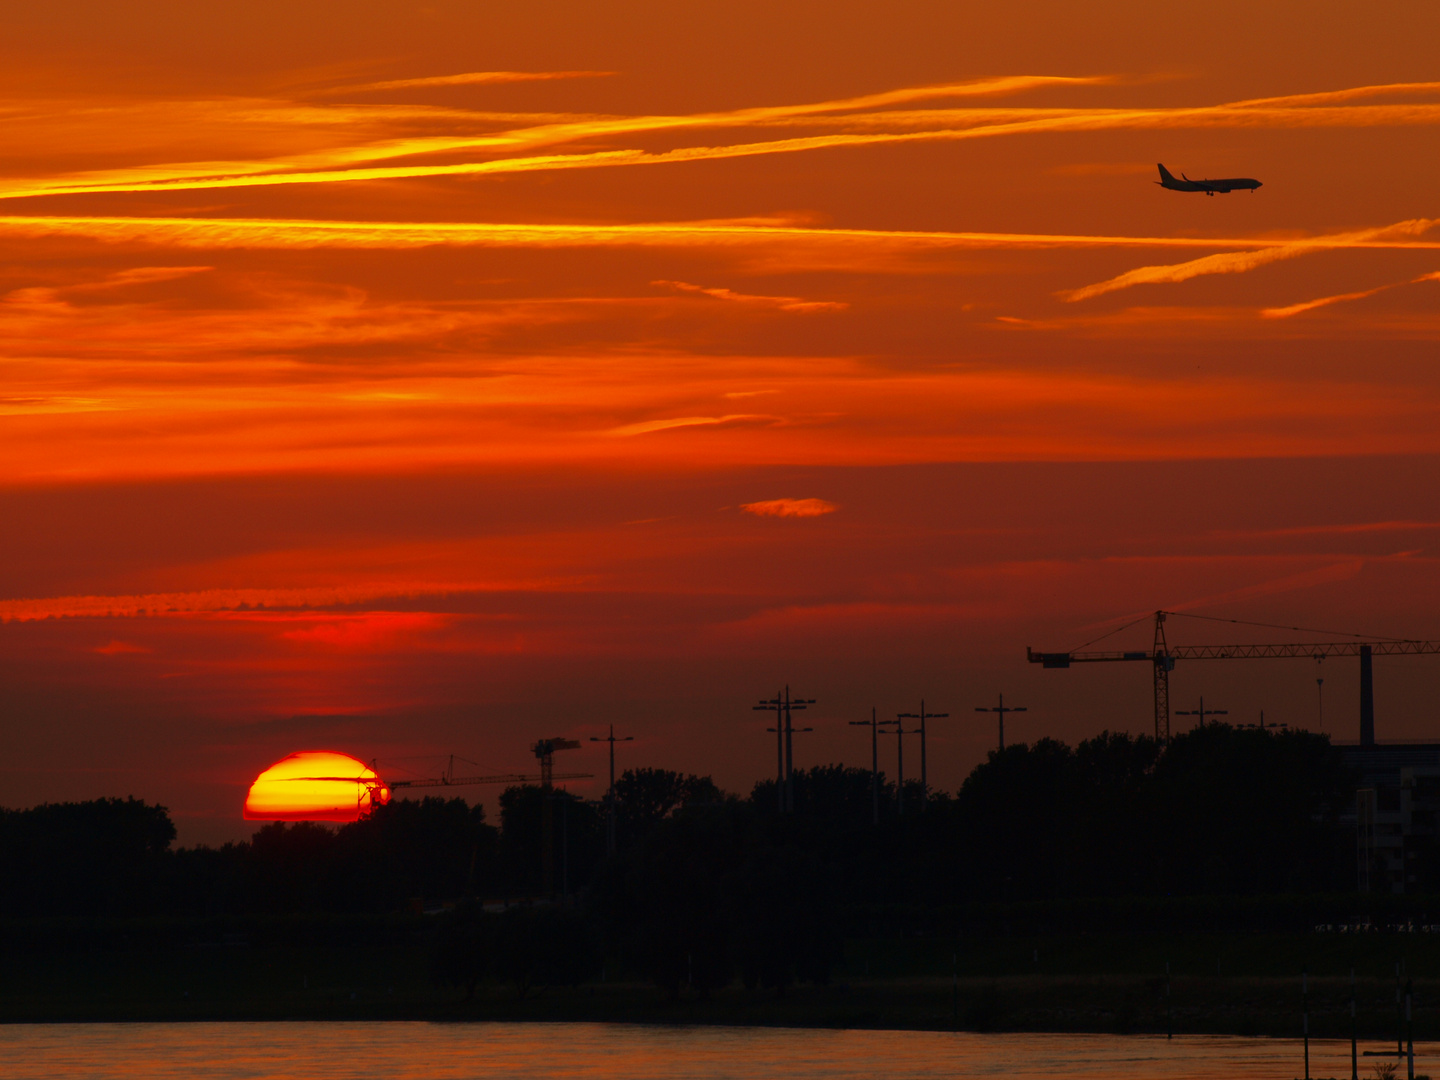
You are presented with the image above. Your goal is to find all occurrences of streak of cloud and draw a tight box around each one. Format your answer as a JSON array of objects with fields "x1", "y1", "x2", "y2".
[
  {"x1": 1061, "y1": 219, "x2": 1440, "y2": 302},
  {"x1": 1261, "y1": 269, "x2": 1440, "y2": 317},
  {"x1": 605, "y1": 414, "x2": 772, "y2": 437},
  {"x1": 7, "y1": 214, "x2": 1440, "y2": 258},
  {"x1": 655, "y1": 280, "x2": 847, "y2": 311},
  {"x1": 0, "y1": 76, "x2": 1103, "y2": 202},
  {"x1": 741, "y1": 498, "x2": 838, "y2": 518},
  {"x1": 1261, "y1": 286, "x2": 1393, "y2": 319},
  {"x1": 6, "y1": 78, "x2": 1440, "y2": 202},
  {"x1": 322, "y1": 70, "x2": 616, "y2": 94},
  {"x1": 0, "y1": 581, "x2": 578, "y2": 622}
]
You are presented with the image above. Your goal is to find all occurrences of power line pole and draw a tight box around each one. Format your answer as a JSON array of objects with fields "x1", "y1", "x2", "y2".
[
  {"x1": 897, "y1": 700, "x2": 948, "y2": 811},
  {"x1": 755, "y1": 686, "x2": 814, "y2": 813},
  {"x1": 888, "y1": 715, "x2": 918, "y2": 815},
  {"x1": 1174, "y1": 696, "x2": 1227, "y2": 729},
  {"x1": 589, "y1": 724, "x2": 633, "y2": 856},
  {"x1": 850, "y1": 707, "x2": 882, "y2": 825},
  {"x1": 975, "y1": 693, "x2": 1027, "y2": 752}
]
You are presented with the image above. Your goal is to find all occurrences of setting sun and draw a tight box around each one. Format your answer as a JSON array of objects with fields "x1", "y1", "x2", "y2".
[{"x1": 243, "y1": 751, "x2": 390, "y2": 822}]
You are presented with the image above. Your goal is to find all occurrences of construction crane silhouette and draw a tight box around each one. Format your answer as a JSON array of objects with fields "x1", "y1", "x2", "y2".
[
  {"x1": 383, "y1": 753, "x2": 590, "y2": 794},
  {"x1": 533, "y1": 738, "x2": 583, "y2": 896},
  {"x1": 1029, "y1": 610, "x2": 1440, "y2": 743},
  {"x1": 379, "y1": 748, "x2": 592, "y2": 898}
]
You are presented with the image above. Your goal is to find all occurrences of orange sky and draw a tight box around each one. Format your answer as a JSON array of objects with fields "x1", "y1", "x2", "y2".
[{"x1": 3, "y1": 1, "x2": 1440, "y2": 842}]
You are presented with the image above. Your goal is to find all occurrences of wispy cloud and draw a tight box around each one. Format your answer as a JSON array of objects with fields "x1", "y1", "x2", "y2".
[
  {"x1": 7, "y1": 213, "x2": 1440, "y2": 258},
  {"x1": 741, "y1": 498, "x2": 838, "y2": 518},
  {"x1": 1260, "y1": 269, "x2": 1440, "y2": 318},
  {"x1": 321, "y1": 70, "x2": 615, "y2": 94},
  {"x1": 1060, "y1": 219, "x2": 1440, "y2": 301},
  {"x1": 655, "y1": 280, "x2": 847, "y2": 311},
  {"x1": 605, "y1": 414, "x2": 772, "y2": 437},
  {"x1": 6, "y1": 78, "x2": 1440, "y2": 203},
  {"x1": 0, "y1": 581, "x2": 574, "y2": 622}
]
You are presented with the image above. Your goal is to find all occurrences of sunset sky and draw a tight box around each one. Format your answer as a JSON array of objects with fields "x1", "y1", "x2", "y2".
[{"x1": 4, "y1": 1, "x2": 1440, "y2": 843}]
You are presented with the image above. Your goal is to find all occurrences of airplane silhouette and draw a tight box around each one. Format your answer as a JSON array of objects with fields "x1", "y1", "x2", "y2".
[{"x1": 1156, "y1": 163, "x2": 1262, "y2": 195}]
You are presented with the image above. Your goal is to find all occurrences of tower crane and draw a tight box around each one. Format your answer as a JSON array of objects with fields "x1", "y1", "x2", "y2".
[{"x1": 1028, "y1": 610, "x2": 1440, "y2": 744}]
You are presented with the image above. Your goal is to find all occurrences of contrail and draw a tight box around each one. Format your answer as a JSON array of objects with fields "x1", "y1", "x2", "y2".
[
  {"x1": 3, "y1": 79, "x2": 1440, "y2": 201},
  {"x1": 1060, "y1": 219, "x2": 1440, "y2": 301},
  {"x1": 6, "y1": 213, "x2": 1440, "y2": 255}
]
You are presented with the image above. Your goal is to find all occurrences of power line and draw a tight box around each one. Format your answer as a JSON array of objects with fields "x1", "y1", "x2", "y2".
[
  {"x1": 975, "y1": 693, "x2": 1027, "y2": 752},
  {"x1": 897, "y1": 700, "x2": 948, "y2": 812}
]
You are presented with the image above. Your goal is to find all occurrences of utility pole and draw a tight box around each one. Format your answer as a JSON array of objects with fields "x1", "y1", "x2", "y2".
[
  {"x1": 589, "y1": 724, "x2": 633, "y2": 856},
  {"x1": 1174, "y1": 696, "x2": 1227, "y2": 729},
  {"x1": 755, "y1": 687, "x2": 814, "y2": 813},
  {"x1": 897, "y1": 700, "x2": 948, "y2": 811},
  {"x1": 889, "y1": 715, "x2": 918, "y2": 815},
  {"x1": 975, "y1": 693, "x2": 1027, "y2": 752},
  {"x1": 1317, "y1": 675, "x2": 1325, "y2": 732},
  {"x1": 850, "y1": 707, "x2": 882, "y2": 825}
]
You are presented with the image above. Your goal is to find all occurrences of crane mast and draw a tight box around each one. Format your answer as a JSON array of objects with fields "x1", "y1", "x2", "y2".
[{"x1": 1029, "y1": 611, "x2": 1440, "y2": 744}]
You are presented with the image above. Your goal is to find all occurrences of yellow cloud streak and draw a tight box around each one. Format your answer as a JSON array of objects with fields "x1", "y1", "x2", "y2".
[
  {"x1": 6, "y1": 213, "x2": 1440, "y2": 258},
  {"x1": 1261, "y1": 286, "x2": 1394, "y2": 319},
  {"x1": 0, "y1": 76, "x2": 1098, "y2": 200},
  {"x1": 1260, "y1": 270, "x2": 1440, "y2": 318},
  {"x1": 323, "y1": 70, "x2": 616, "y2": 93},
  {"x1": 7, "y1": 81, "x2": 1440, "y2": 202},
  {"x1": 1061, "y1": 219, "x2": 1440, "y2": 302},
  {"x1": 1227, "y1": 81, "x2": 1440, "y2": 108}
]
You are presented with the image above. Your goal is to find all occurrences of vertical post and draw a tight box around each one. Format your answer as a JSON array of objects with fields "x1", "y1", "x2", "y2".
[
  {"x1": 591, "y1": 725, "x2": 632, "y2": 856},
  {"x1": 757, "y1": 689, "x2": 813, "y2": 815},
  {"x1": 976, "y1": 695, "x2": 1025, "y2": 753},
  {"x1": 774, "y1": 692, "x2": 784, "y2": 812},
  {"x1": 605, "y1": 727, "x2": 616, "y2": 859},
  {"x1": 783, "y1": 686, "x2": 795, "y2": 814},
  {"x1": 871, "y1": 708, "x2": 879, "y2": 826},
  {"x1": 540, "y1": 747, "x2": 554, "y2": 897},
  {"x1": 899, "y1": 701, "x2": 947, "y2": 814},
  {"x1": 952, "y1": 949, "x2": 959, "y2": 1030},
  {"x1": 1406, "y1": 979, "x2": 1414, "y2": 1080},
  {"x1": 1304, "y1": 968, "x2": 1310, "y2": 1080},
  {"x1": 1361, "y1": 645, "x2": 1375, "y2": 746},
  {"x1": 1352, "y1": 968, "x2": 1359, "y2": 1080},
  {"x1": 1167, "y1": 960, "x2": 1172, "y2": 1040},
  {"x1": 561, "y1": 792, "x2": 569, "y2": 900},
  {"x1": 919, "y1": 703, "x2": 928, "y2": 810},
  {"x1": 1154, "y1": 610, "x2": 1172, "y2": 744},
  {"x1": 896, "y1": 717, "x2": 906, "y2": 817},
  {"x1": 1399, "y1": 961, "x2": 1404, "y2": 1059}
]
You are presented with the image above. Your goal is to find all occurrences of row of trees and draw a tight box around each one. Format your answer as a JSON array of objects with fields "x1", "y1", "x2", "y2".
[{"x1": 1, "y1": 725, "x2": 1354, "y2": 923}]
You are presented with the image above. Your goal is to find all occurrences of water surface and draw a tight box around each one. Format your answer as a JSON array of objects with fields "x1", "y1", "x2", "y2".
[{"x1": 0, "y1": 1022, "x2": 1418, "y2": 1080}]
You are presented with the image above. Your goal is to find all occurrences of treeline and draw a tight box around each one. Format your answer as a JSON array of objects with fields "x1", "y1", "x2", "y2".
[{"x1": 2, "y1": 725, "x2": 1357, "y2": 925}]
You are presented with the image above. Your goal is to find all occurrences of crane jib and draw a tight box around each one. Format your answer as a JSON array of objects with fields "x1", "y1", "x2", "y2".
[{"x1": 1030, "y1": 641, "x2": 1440, "y2": 664}]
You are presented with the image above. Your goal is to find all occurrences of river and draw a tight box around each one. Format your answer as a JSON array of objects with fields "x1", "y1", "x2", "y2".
[{"x1": 0, "y1": 1022, "x2": 1418, "y2": 1079}]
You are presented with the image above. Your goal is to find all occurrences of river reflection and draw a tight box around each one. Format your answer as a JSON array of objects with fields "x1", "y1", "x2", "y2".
[{"x1": 0, "y1": 1022, "x2": 1420, "y2": 1080}]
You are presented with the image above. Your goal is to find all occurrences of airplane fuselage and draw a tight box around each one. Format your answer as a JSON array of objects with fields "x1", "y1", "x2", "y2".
[{"x1": 1156, "y1": 163, "x2": 1262, "y2": 195}]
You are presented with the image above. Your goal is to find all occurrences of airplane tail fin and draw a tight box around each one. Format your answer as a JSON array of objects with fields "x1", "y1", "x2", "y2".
[{"x1": 1157, "y1": 163, "x2": 1177, "y2": 184}]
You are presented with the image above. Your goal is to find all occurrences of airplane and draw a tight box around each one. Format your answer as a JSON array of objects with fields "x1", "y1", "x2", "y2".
[{"x1": 1156, "y1": 163, "x2": 1262, "y2": 195}]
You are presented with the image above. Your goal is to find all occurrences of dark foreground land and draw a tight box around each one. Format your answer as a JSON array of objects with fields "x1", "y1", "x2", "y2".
[{"x1": 6, "y1": 915, "x2": 1440, "y2": 1040}]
